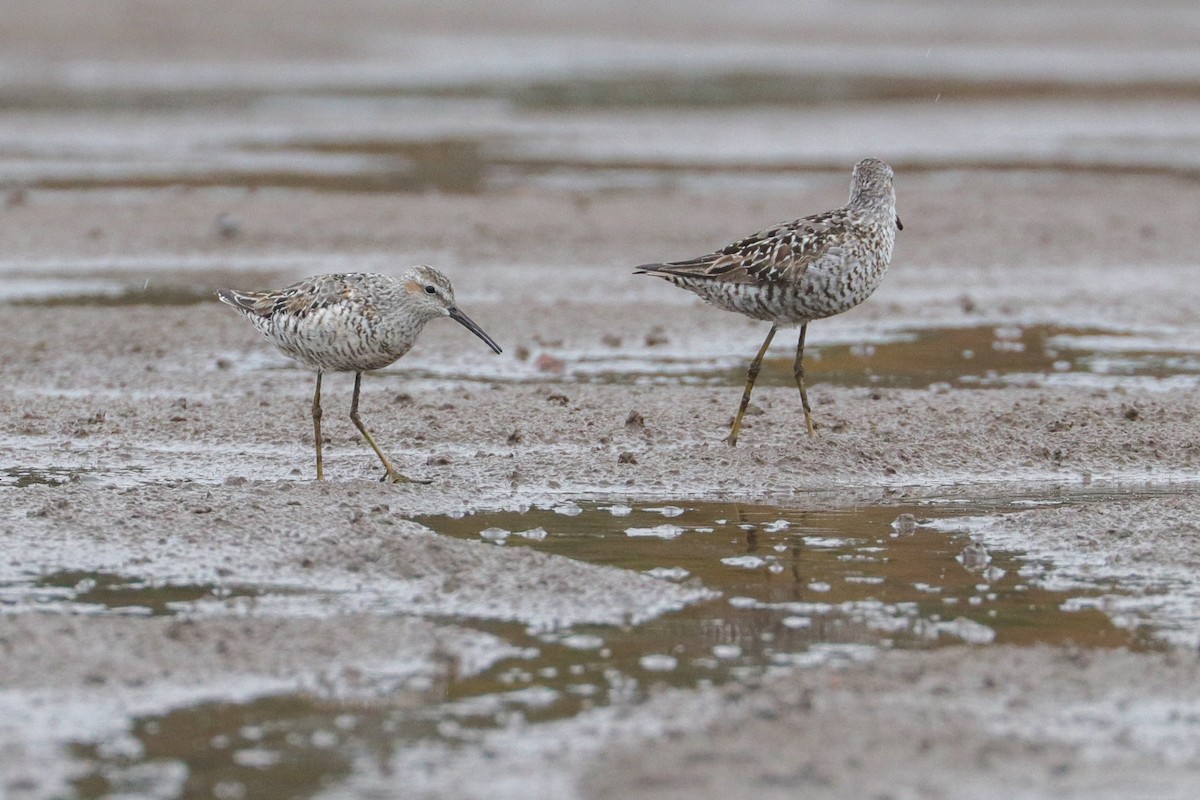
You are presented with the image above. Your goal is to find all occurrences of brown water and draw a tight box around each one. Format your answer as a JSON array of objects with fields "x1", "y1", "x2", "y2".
[
  {"x1": 564, "y1": 324, "x2": 1200, "y2": 389},
  {"x1": 0, "y1": 570, "x2": 263, "y2": 616},
  {"x1": 62, "y1": 490, "x2": 1167, "y2": 798},
  {"x1": 9, "y1": 285, "x2": 216, "y2": 307},
  {"x1": 0, "y1": 467, "x2": 146, "y2": 488},
  {"x1": 0, "y1": 468, "x2": 78, "y2": 487}
]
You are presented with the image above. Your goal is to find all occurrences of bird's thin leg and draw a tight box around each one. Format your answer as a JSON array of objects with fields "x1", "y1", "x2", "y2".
[
  {"x1": 349, "y1": 372, "x2": 412, "y2": 483},
  {"x1": 793, "y1": 324, "x2": 816, "y2": 438},
  {"x1": 727, "y1": 324, "x2": 777, "y2": 447},
  {"x1": 312, "y1": 371, "x2": 324, "y2": 480}
]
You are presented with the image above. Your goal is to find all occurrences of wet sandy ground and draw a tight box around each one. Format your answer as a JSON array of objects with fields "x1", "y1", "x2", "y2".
[
  {"x1": 4, "y1": 1, "x2": 1200, "y2": 798},
  {"x1": 4, "y1": 172, "x2": 1200, "y2": 799}
]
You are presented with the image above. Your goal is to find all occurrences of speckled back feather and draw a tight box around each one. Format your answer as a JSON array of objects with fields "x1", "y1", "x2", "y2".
[
  {"x1": 635, "y1": 158, "x2": 900, "y2": 325},
  {"x1": 219, "y1": 274, "x2": 368, "y2": 320},
  {"x1": 637, "y1": 209, "x2": 849, "y2": 286}
]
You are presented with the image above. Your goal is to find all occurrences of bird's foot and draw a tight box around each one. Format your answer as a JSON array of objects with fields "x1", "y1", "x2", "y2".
[
  {"x1": 380, "y1": 469, "x2": 431, "y2": 485},
  {"x1": 803, "y1": 415, "x2": 818, "y2": 439}
]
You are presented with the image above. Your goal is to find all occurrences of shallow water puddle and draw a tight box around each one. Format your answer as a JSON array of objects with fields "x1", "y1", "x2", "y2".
[
  {"x1": 1, "y1": 466, "x2": 147, "y2": 489},
  {"x1": 541, "y1": 324, "x2": 1200, "y2": 389},
  {"x1": 365, "y1": 323, "x2": 1200, "y2": 392},
  {"x1": 1, "y1": 467, "x2": 79, "y2": 487},
  {"x1": 0, "y1": 570, "x2": 263, "y2": 616},
  {"x1": 69, "y1": 696, "x2": 359, "y2": 800},
  {"x1": 419, "y1": 498, "x2": 1145, "y2": 653},
  {"x1": 414, "y1": 497, "x2": 1147, "y2": 732},
  {"x1": 8, "y1": 284, "x2": 217, "y2": 307},
  {"x1": 66, "y1": 493, "x2": 1159, "y2": 798}
]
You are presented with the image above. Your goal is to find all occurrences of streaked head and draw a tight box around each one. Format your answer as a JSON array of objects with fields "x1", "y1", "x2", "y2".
[
  {"x1": 401, "y1": 265, "x2": 502, "y2": 354},
  {"x1": 849, "y1": 158, "x2": 901, "y2": 229},
  {"x1": 849, "y1": 158, "x2": 895, "y2": 200}
]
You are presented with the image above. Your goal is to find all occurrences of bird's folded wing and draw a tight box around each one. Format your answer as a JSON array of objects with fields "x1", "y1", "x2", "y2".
[
  {"x1": 635, "y1": 211, "x2": 846, "y2": 285},
  {"x1": 230, "y1": 275, "x2": 366, "y2": 318}
]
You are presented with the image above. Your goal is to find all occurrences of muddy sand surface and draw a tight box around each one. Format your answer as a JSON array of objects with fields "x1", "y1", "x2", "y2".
[
  {"x1": 2, "y1": 173, "x2": 1200, "y2": 798},
  {"x1": 4, "y1": 1, "x2": 1200, "y2": 797}
]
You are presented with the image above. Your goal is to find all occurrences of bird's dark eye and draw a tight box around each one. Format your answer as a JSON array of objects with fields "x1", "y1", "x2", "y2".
[{"x1": 424, "y1": 285, "x2": 436, "y2": 295}]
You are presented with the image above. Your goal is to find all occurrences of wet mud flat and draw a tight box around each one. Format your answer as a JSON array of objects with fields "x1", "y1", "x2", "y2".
[
  {"x1": 3, "y1": 253, "x2": 1200, "y2": 799},
  {"x1": 1, "y1": 176, "x2": 1200, "y2": 800},
  {"x1": 4, "y1": 1, "x2": 1200, "y2": 796},
  {"x1": 0, "y1": 169, "x2": 1199, "y2": 797},
  {"x1": 4, "y1": 477, "x2": 1200, "y2": 798}
]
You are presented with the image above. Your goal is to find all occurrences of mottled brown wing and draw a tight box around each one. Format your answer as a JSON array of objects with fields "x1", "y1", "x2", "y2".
[
  {"x1": 636, "y1": 210, "x2": 847, "y2": 284},
  {"x1": 221, "y1": 274, "x2": 359, "y2": 318}
]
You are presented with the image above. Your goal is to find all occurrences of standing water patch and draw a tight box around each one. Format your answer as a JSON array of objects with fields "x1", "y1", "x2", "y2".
[{"x1": 68, "y1": 493, "x2": 1165, "y2": 799}]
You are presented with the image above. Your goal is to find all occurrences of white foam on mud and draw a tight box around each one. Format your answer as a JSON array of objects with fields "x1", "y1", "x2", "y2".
[
  {"x1": 0, "y1": 498, "x2": 717, "y2": 631},
  {"x1": 802, "y1": 537, "x2": 850, "y2": 548},
  {"x1": 0, "y1": 621, "x2": 519, "y2": 799},
  {"x1": 985, "y1": 695, "x2": 1200, "y2": 766},
  {"x1": 626, "y1": 524, "x2": 686, "y2": 539},
  {"x1": 1047, "y1": 332, "x2": 1200, "y2": 354},
  {"x1": 720, "y1": 555, "x2": 770, "y2": 570},
  {"x1": 0, "y1": 677, "x2": 291, "y2": 800},
  {"x1": 644, "y1": 567, "x2": 690, "y2": 582},
  {"x1": 927, "y1": 499, "x2": 1200, "y2": 647},
  {"x1": 974, "y1": 371, "x2": 1200, "y2": 393}
]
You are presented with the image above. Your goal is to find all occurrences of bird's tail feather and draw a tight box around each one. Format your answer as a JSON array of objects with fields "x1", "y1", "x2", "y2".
[
  {"x1": 633, "y1": 263, "x2": 672, "y2": 276},
  {"x1": 217, "y1": 288, "x2": 268, "y2": 314}
]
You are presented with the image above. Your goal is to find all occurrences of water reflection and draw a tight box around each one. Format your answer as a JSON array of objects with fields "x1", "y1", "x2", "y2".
[
  {"x1": 368, "y1": 324, "x2": 1200, "y2": 391},
  {"x1": 66, "y1": 494, "x2": 1165, "y2": 797}
]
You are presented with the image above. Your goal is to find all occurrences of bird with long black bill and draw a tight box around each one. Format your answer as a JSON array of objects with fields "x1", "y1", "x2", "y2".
[
  {"x1": 635, "y1": 158, "x2": 901, "y2": 445},
  {"x1": 219, "y1": 266, "x2": 502, "y2": 482}
]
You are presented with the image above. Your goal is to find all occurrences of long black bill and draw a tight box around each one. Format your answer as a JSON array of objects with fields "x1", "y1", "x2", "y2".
[
  {"x1": 896, "y1": 215, "x2": 904, "y2": 231},
  {"x1": 448, "y1": 307, "x2": 502, "y2": 354}
]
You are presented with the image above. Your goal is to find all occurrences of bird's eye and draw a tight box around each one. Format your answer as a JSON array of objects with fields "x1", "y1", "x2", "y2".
[{"x1": 424, "y1": 285, "x2": 437, "y2": 295}]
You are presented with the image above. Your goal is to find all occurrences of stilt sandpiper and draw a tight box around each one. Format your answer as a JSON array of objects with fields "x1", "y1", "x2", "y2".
[
  {"x1": 219, "y1": 266, "x2": 501, "y2": 481},
  {"x1": 636, "y1": 158, "x2": 901, "y2": 445}
]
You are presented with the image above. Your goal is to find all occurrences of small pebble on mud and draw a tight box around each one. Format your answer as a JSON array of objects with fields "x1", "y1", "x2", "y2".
[{"x1": 536, "y1": 353, "x2": 565, "y2": 373}]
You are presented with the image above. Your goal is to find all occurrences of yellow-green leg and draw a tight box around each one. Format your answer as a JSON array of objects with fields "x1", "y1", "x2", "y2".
[
  {"x1": 727, "y1": 324, "x2": 777, "y2": 447},
  {"x1": 793, "y1": 323, "x2": 816, "y2": 438},
  {"x1": 349, "y1": 371, "x2": 413, "y2": 483},
  {"x1": 312, "y1": 371, "x2": 324, "y2": 480}
]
